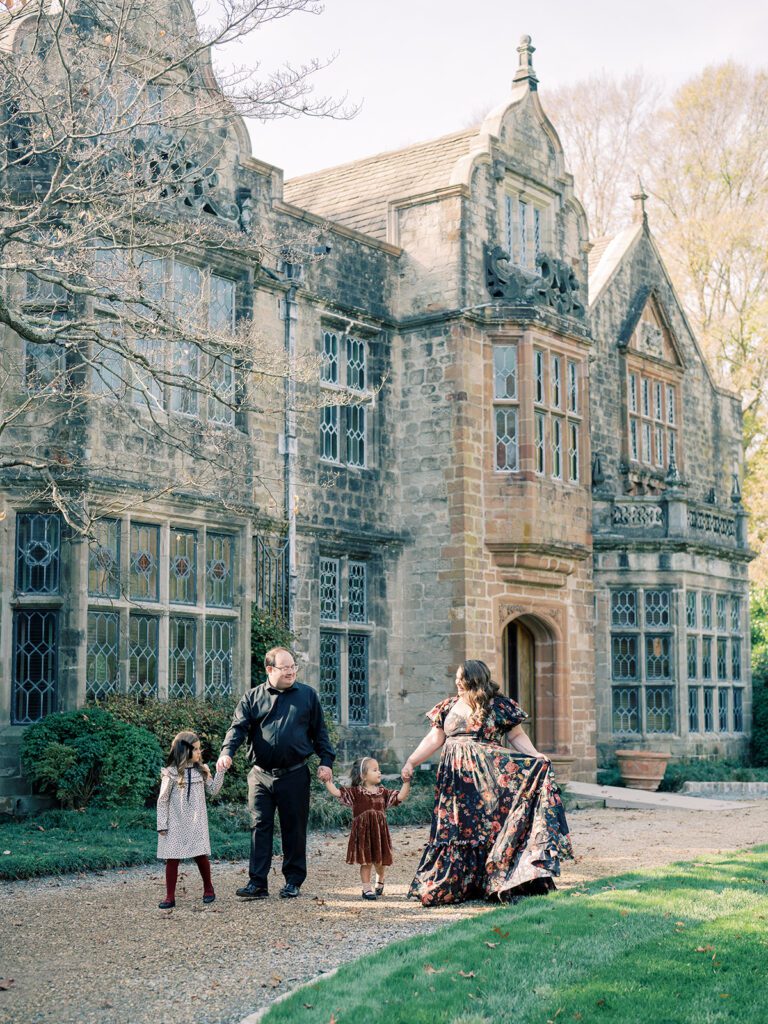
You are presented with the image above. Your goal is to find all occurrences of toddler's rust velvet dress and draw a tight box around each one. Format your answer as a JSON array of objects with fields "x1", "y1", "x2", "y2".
[{"x1": 337, "y1": 785, "x2": 402, "y2": 865}]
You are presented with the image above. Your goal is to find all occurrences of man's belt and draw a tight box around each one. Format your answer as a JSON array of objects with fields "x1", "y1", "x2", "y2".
[{"x1": 254, "y1": 761, "x2": 306, "y2": 779}]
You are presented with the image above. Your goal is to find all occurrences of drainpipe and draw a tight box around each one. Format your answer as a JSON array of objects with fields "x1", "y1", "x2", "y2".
[{"x1": 280, "y1": 273, "x2": 300, "y2": 631}]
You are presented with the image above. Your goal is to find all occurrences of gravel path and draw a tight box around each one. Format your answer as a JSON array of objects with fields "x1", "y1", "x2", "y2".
[{"x1": 2, "y1": 802, "x2": 768, "y2": 1024}]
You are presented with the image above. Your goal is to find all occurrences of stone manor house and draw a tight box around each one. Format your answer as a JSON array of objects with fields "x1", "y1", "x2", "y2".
[{"x1": 0, "y1": 11, "x2": 753, "y2": 804}]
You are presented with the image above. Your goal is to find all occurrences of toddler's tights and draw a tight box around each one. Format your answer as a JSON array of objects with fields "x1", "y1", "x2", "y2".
[{"x1": 165, "y1": 855, "x2": 214, "y2": 902}]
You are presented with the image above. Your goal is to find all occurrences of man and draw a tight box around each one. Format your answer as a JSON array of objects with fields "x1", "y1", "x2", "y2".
[{"x1": 216, "y1": 646, "x2": 335, "y2": 900}]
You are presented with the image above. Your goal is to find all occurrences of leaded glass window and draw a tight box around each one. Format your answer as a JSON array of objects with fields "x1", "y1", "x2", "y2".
[
  {"x1": 170, "y1": 342, "x2": 200, "y2": 415},
  {"x1": 533, "y1": 207, "x2": 542, "y2": 257},
  {"x1": 348, "y1": 634, "x2": 369, "y2": 725},
  {"x1": 170, "y1": 528, "x2": 197, "y2": 605},
  {"x1": 534, "y1": 412, "x2": 545, "y2": 474},
  {"x1": 688, "y1": 687, "x2": 700, "y2": 732},
  {"x1": 348, "y1": 561, "x2": 367, "y2": 623},
  {"x1": 733, "y1": 688, "x2": 744, "y2": 732},
  {"x1": 206, "y1": 533, "x2": 234, "y2": 607},
  {"x1": 645, "y1": 635, "x2": 671, "y2": 679},
  {"x1": 612, "y1": 686, "x2": 639, "y2": 734},
  {"x1": 612, "y1": 636, "x2": 638, "y2": 680},
  {"x1": 702, "y1": 637, "x2": 712, "y2": 680},
  {"x1": 128, "y1": 614, "x2": 158, "y2": 696},
  {"x1": 321, "y1": 330, "x2": 339, "y2": 384},
  {"x1": 209, "y1": 274, "x2": 235, "y2": 332},
  {"x1": 92, "y1": 332, "x2": 126, "y2": 398},
  {"x1": 628, "y1": 373, "x2": 638, "y2": 414},
  {"x1": 686, "y1": 590, "x2": 697, "y2": 629},
  {"x1": 716, "y1": 638, "x2": 728, "y2": 681},
  {"x1": 551, "y1": 355, "x2": 562, "y2": 409},
  {"x1": 319, "y1": 558, "x2": 340, "y2": 622},
  {"x1": 534, "y1": 350, "x2": 544, "y2": 404},
  {"x1": 518, "y1": 199, "x2": 528, "y2": 267},
  {"x1": 16, "y1": 513, "x2": 61, "y2": 595},
  {"x1": 346, "y1": 337, "x2": 366, "y2": 391},
  {"x1": 703, "y1": 687, "x2": 714, "y2": 732},
  {"x1": 646, "y1": 686, "x2": 674, "y2": 733},
  {"x1": 718, "y1": 688, "x2": 729, "y2": 731},
  {"x1": 208, "y1": 352, "x2": 236, "y2": 425},
  {"x1": 642, "y1": 378, "x2": 650, "y2": 417},
  {"x1": 320, "y1": 405, "x2": 340, "y2": 462},
  {"x1": 493, "y1": 346, "x2": 517, "y2": 400},
  {"x1": 687, "y1": 636, "x2": 697, "y2": 679},
  {"x1": 666, "y1": 385, "x2": 676, "y2": 425},
  {"x1": 701, "y1": 594, "x2": 712, "y2": 629},
  {"x1": 629, "y1": 419, "x2": 639, "y2": 461},
  {"x1": 88, "y1": 518, "x2": 120, "y2": 598},
  {"x1": 567, "y1": 361, "x2": 578, "y2": 413},
  {"x1": 168, "y1": 618, "x2": 196, "y2": 699},
  {"x1": 732, "y1": 638, "x2": 741, "y2": 681},
  {"x1": 551, "y1": 416, "x2": 562, "y2": 479},
  {"x1": 319, "y1": 631, "x2": 340, "y2": 722},
  {"x1": 130, "y1": 523, "x2": 160, "y2": 601},
  {"x1": 568, "y1": 422, "x2": 579, "y2": 483},
  {"x1": 654, "y1": 381, "x2": 663, "y2": 421},
  {"x1": 12, "y1": 610, "x2": 58, "y2": 724},
  {"x1": 131, "y1": 335, "x2": 164, "y2": 409},
  {"x1": 172, "y1": 261, "x2": 203, "y2": 326},
  {"x1": 204, "y1": 619, "x2": 233, "y2": 698},
  {"x1": 644, "y1": 590, "x2": 670, "y2": 627},
  {"x1": 346, "y1": 405, "x2": 366, "y2": 467},
  {"x1": 504, "y1": 194, "x2": 514, "y2": 259},
  {"x1": 642, "y1": 422, "x2": 652, "y2": 463},
  {"x1": 611, "y1": 590, "x2": 637, "y2": 627},
  {"x1": 716, "y1": 595, "x2": 727, "y2": 632},
  {"x1": 495, "y1": 408, "x2": 519, "y2": 471},
  {"x1": 654, "y1": 424, "x2": 664, "y2": 467},
  {"x1": 25, "y1": 341, "x2": 66, "y2": 391},
  {"x1": 86, "y1": 611, "x2": 120, "y2": 699},
  {"x1": 731, "y1": 596, "x2": 741, "y2": 634}
]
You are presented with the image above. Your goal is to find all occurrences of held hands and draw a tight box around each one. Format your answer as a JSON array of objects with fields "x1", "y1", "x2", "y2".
[
  {"x1": 216, "y1": 754, "x2": 233, "y2": 772},
  {"x1": 317, "y1": 765, "x2": 333, "y2": 783},
  {"x1": 401, "y1": 761, "x2": 414, "y2": 781}
]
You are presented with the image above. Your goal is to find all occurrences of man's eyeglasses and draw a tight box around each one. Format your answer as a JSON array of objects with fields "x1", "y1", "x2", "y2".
[{"x1": 271, "y1": 664, "x2": 297, "y2": 673}]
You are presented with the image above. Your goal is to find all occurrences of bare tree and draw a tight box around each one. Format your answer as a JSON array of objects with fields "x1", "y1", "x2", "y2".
[
  {"x1": 544, "y1": 71, "x2": 661, "y2": 239},
  {"x1": 0, "y1": 0, "x2": 354, "y2": 532}
]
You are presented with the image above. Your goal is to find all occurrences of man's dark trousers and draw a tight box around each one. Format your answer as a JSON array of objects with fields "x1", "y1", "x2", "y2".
[{"x1": 247, "y1": 765, "x2": 311, "y2": 889}]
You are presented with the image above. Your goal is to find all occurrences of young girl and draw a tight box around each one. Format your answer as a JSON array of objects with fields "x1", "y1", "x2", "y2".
[
  {"x1": 156, "y1": 731, "x2": 226, "y2": 909},
  {"x1": 324, "y1": 756, "x2": 410, "y2": 900}
]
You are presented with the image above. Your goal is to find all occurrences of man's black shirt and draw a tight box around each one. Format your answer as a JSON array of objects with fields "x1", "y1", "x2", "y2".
[{"x1": 220, "y1": 681, "x2": 335, "y2": 770}]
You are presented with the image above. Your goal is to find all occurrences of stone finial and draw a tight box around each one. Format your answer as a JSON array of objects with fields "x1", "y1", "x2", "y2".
[
  {"x1": 730, "y1": 472, "x2": 742, "y2": 505},
  {"x1": 665, "y1": 453, "x2": 682, "y2": 489},
  {"x1": 513, "y1": 34, "x2": 538, "y2": 91},
  {"x1": 631, "y1": 177, "x2": 648, "y2": 226}
]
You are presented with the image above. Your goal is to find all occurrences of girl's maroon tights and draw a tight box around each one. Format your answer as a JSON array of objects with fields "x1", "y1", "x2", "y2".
[{"x1": 164, "y1": 856, "x2": 214, "y2": 901}]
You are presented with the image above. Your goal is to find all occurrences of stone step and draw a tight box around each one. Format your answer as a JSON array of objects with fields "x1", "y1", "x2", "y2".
[
  {"x1": 681, "y1": 781, "x2": 768, "y2": 800},
  {"x1": 565, "y1": 781, "x2": 750, "y2": 811}
]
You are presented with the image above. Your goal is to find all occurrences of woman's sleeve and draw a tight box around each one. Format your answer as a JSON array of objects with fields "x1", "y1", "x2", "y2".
[
  {"x1": 336, "y1": 786, "x2": 355, "y2": 808},
  {"x1": 156, "y1": 769, "x2": 173, "y2": 831},
  {"x1": 495, "y1": 695, "x2": 529, "y2": 732},
  {"x1": 383, "y1": 787, "x2": 401, "y2": 809},
  {"x1": 205, "y1": 768, "x2": 225, "y2": 798},
  {"x1": 426, "y1": 698, "x2": 453, "y2": 729}
]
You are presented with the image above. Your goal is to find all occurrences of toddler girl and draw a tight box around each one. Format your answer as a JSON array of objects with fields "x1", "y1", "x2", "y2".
[
  {"x1": 324, "y1": 756, "x2": 410, "y2": 900},
  {"x1": 156, "y1": 731, "x2": 226, "y2": 909}
]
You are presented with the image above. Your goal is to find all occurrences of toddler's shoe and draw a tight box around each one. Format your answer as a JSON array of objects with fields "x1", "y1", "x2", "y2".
[
  {"x1": 158, "y1": 899, "x2": 175, "y2": 910},
  {"x1": 203, "y1": 892, "x2": 216, "y2": 904},
  {"x1": 361, "y1": 888, "x2": 377, "y2": 901}
]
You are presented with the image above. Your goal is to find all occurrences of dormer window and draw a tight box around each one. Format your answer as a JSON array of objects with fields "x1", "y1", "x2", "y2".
[{"x1": 503, "y1": 193, "x2": 546, "y2": 271}]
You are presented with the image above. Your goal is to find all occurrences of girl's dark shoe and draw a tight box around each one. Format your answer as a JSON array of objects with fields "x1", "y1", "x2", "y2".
[
  {"x1": 361, "y1": 888, "x2": 377, "y2": 901},
  {"x1": 375, "y1": 883, "x2": 385, "y2": 896},
  {"x1": 203, "y1": 893, "x2": 216, "y2": 904},
  {"x1": 158, "y1": 899, "x2": 175, "y2": 910}
]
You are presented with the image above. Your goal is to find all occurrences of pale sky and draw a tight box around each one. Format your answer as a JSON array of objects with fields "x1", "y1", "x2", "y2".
[{"x1": 234, "y1": 0, "x2": 767, "y2": 180}]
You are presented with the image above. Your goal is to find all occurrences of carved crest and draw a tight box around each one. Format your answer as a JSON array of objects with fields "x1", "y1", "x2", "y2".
[{"x1": 484, "y1": 245, "x2": 585, "y2": 319}]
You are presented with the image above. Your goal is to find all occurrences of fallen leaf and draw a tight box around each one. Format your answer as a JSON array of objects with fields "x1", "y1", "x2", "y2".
[
  {"x1": 695, "y1": 945, "x2": 715, "y2": 953},
  {"x1": 484, "y1": 941, "x2": 499, "y2": 948},
  {"x1": 596, "y1": 998, "x2": 607, "y2": 1007},
  {"x1": 492, "y1": 926, "x2": 510, "y2": 938},
  {"x1": 270, "y1": 975, "x2": 282, "y2": 988},
  {"x1": 720, "y1": 993, "x2": 730, "y2": 998},
  {"x1": 303, "y1": 1004, "x2": 314, "y2": 1010},
  {"x1": 0, "y1": 980, "x2": 15, "y2": 991},
  {"x1": 619, "y1": 909, "x2": 630, "y2": 917},
  {"x1": 674, "y1": 921, "x2": 685, "y2": 927},
  {"x1": 458, "y1": 970, "x2": 476, "y2": 978},
  {"x1": 313, "y1": 897, "x2": 327, "y2": 906},
  {"x1": 423, "y1": 964, "x2": 444, "y2": 975}
]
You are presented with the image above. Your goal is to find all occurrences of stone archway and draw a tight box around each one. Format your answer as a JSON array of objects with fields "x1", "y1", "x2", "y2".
[{"x1": 501, "y1": 613, "x2": 559, "y2": 752}]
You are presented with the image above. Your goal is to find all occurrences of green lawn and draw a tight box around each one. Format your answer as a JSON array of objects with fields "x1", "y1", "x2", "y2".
[
  {"x1": 262, "y1": 846, "x2": 768, "y2": 1024},
  {"x1": 0, "y1": 773, "x2": 436, "y2": 880}
]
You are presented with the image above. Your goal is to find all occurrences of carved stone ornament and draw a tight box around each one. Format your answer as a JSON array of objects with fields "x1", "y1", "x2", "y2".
[
  {"x1": 687, "y1": 508, "x2": 736, "y2": 540},
  {"x1": 612, "y1": 503, "x2": 665, "y2": 528},
  {"x1": 484, "y1": 245, "x2": 585, "y2": 319}
]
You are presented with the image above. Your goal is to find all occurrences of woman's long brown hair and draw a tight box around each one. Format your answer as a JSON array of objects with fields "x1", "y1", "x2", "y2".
[{"x1": 458, "y1": 660, "x2": 500, "y2": 723}]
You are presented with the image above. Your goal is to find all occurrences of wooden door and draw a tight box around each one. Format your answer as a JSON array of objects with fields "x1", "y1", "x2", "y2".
[{"x1": 504, "y1": 620, "x2": 536, "y2": 743}]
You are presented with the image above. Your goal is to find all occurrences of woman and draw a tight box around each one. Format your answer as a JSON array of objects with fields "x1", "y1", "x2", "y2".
[{"x1": 403, "y1": 659, "x2": 573, "y2": 906}]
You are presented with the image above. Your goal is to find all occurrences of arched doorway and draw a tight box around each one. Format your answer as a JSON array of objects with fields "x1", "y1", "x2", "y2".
[{"x1": 502, "y1": 614, "x2": 558, "y2": 752}]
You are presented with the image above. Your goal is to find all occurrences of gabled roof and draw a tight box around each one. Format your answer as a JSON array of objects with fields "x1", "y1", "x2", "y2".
[
  {"x1": 588, "y1": 223, "x2": 643, "y2": 306},
  {"x1": 282, "y1": 127, "x2": 480, "y2": 241}
]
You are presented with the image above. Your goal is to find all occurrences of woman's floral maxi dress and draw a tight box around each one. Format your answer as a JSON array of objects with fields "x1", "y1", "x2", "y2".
[{"x1": 408, "y1": 695, "x2": 573, "y2": 906}]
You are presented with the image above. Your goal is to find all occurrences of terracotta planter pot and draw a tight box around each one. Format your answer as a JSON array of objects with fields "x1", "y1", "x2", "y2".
[{"x1": 615, "y1": 750, "x2": 670, "y2": 792}]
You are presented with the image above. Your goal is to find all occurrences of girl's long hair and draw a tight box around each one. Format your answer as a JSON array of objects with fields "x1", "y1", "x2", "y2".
[
  {"x1": 458, "y1": 660, "x2": 500, "y2": 723},
  {"x1": 350, "y1": 756, "x2": 373, "y2": 787},
  {"x1": 167, "y1": 731, "x2": 208, "y2": 787}
]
